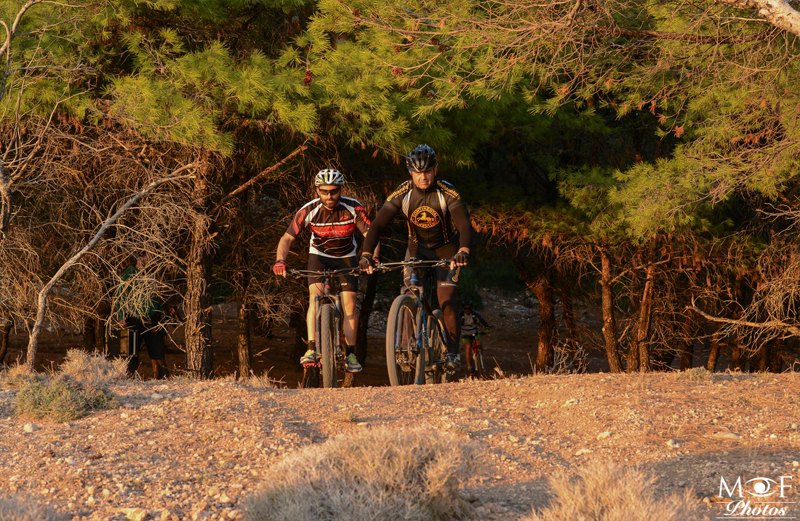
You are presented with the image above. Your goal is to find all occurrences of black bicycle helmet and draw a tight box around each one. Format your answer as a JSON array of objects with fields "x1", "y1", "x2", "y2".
[
  {"x1": 463, "y1": 299, "x2": 473, "y2": 308},
  {"x1": 406, "y1": 144, "x2": 438, "y2": 172}
]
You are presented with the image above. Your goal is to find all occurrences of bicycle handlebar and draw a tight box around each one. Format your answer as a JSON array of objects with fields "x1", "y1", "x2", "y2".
[
  {"x1": 373, "y1": 259, "x2": 450, "y2": 272},
  {"x1": 286, "y1": 267, "x2": 362, "y2": 278}
]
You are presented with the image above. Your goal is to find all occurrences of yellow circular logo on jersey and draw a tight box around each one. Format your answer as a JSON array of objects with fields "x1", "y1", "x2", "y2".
[{"x1": 410, "y1": 206, "x2": 441, "y2": 229}]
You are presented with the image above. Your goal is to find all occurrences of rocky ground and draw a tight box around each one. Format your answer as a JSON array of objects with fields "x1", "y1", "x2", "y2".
[{"x1": 1, "y1": 371, "x2": 800, "y2": 521}]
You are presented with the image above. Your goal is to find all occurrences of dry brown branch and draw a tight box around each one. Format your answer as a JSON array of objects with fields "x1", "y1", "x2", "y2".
[{"x1": 24, "y1": 162, "x2": 198, "y2": 371}]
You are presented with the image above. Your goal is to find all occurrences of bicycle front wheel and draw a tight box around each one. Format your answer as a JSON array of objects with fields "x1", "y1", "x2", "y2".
[
  {"x1": 386, "y1": 295, "x2": 424, "y2": 386},
  {"x1": 320, "y1": 304, "x2": 337, "y2": 388},
  {"x1": 473, "y1": 345, "x2": 485, "y2": 378}
]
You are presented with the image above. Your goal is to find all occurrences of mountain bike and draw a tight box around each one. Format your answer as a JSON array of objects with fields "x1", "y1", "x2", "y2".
[
  {"x1": 287, "y1": 267, "x2": 360, "y2": 388},
  {"x1": 462, "y1": 327, "x2": 488, "y2": 378},
  {"x1": 378, "y1": 259, "x2": 455, "y2": 386}
]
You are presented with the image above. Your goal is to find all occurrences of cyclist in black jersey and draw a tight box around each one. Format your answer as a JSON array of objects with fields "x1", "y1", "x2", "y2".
[{"x1": 360, "y1": 144, "x2": 472, "y2": 371}]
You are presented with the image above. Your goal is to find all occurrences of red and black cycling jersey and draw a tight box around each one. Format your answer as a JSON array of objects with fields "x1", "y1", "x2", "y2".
[
  {"x1": 362, "y1": 179, "x2": 472, "y2": 253},
  {"x1": 286, "y1": 197, "x2": 370, "y2": 258}
]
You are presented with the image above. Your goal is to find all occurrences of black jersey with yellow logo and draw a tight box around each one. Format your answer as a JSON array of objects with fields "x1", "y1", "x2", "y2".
[{"x1": 362, "y1": 179, "x2": 472, "y2": 253}]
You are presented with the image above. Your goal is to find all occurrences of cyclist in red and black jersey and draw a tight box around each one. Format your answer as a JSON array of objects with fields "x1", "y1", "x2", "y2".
[
  {"x1": 360, "y1": 144, "x2": 472, "y2": 371},
  {"x1": 273, "y1": 169, "x2": 378, "y2": 372}
]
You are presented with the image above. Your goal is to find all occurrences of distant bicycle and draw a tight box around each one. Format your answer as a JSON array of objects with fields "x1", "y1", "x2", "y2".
[
  {"x1": 377, "y1": 259, "x2": 455, "y2": 386},
  {"x1": 287, "y1": 267, "x2": 360, "y2": 388},
  {"x1": 462, "y1": 327, "x2": 488, "y2": 378}
]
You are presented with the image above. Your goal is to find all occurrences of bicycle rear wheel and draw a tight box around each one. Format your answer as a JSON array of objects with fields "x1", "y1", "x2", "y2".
[
  {"x1": 386, "y1": 295, "x2": 424, "y2": 386},
  {"x1": 320, "y1": 304, "x2": 337, "y2": 388},
  {"x1": 428, "y1": 310, "x2": 454, "y2": 384}
]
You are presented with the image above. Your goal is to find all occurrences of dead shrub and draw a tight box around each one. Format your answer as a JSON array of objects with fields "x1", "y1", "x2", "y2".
[
  {"x1": 58, "y1": 349, "x2": 128, "y2": 386},
  {"x1": 523, "y1": 463, "x2": 701, "y2": 521},
  {"x1": 243, "y1": 426, "x2": 481, "y2": 521},
  {"x1": 0, "y1": 493, "x2": 67, "y2": 520}
]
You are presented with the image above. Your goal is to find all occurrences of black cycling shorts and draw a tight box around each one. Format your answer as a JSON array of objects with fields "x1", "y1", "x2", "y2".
[
  {"x1": 307, "y1": 254, "x2": 358, "y2": 292},
  {"x1": 403, "y1": 242, "x2": 460, "y2": 288}
]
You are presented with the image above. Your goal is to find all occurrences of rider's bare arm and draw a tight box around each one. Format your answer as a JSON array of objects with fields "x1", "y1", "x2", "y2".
[{"x1": 274, "y1": 233, "x2": 295, "y2": 277}]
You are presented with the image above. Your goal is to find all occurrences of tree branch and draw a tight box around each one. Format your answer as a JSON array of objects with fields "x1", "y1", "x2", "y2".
[
  {"x1": 212, "y1": 142, "x2": 308, "y2": 214},
  {"x1": 687, "y1": 297, "x2": 800, "y2": 337},
  {"x1": 717, "y1": 0, "x2": 800, "y2": 37},
  {"x1": 24, "y1": 163, "x2": 198, "y2": 371}
]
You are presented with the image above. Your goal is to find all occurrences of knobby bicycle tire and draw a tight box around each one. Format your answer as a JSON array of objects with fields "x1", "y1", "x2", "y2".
[
  {"x1": 320, "y1": 304, "x2": 337, "y2": 388},
  {"x1": 473, "y1": 343, "x2": 485, "y2": 378},
  {"x1": 385, "y1": 295, "x2": 424, "y2": 386},
  {"x1": 428, "y1": 310, "x2": 455, "y2": 384}
]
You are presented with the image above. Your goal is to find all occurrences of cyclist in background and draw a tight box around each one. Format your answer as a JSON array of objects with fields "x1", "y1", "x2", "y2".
[
  {"x1": 461, "y1": 299, "x2": 490, "y2": 376},
  {"x1": 360, "y1": 144, "x2": 472, "y2": 371},
  {"x1": 273, "y1": 169, "x2": 378, "y2": 373}
]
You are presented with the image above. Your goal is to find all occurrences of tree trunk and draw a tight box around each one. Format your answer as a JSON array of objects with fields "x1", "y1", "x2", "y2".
[
  {"x1": 705, "y1": 324, "x2": 722, "y2": 372},
  {"x1": 768, "y1": 338, "x2": 783, "y2": 373},
  {"x1": 184, "y1": 165, "x2": 214, "y2": 378},
  {"x1": 83, "y1": 318, "x2": 96, "y2": 352},
  {"x1": 679, "y1": 311, "x2": 696, "y2": 371},
  {"x1": 730, "y1": 273, "x2": 746, "y2": 371},
  {"x1": 636, "y1": 260, "x2": 655, "y2": 372},
  {"x1": 515, "y1": 258, "x2": 555, "y2": 372},
  {"x1": 355, "y1": 272, "x2": 378, "y2": 365},
  {"x1": 236, "y1": 294, "x2": 252, "y2": 379},
  {"x1": 600, "y1": 247, "x2": 624, "y2": 372},
  {"x1": 0, "y1": 320, "x2": 11, "y2": 365},
  {"x1": 234, "y1": 188, "x2": 252, "y2": 379}
]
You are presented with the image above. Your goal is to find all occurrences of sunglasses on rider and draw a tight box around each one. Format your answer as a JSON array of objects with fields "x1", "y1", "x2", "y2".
[{"x1": 318, "y1": 187, "x2": 341, "y2": 196}]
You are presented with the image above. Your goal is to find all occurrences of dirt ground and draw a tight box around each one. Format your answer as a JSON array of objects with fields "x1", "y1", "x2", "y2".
[
  {"x1": 2, "y1": 371, "x2": 800, "y2": 521},
  {"x1": 2, "y1": 289, "x2": 800, "y2": 520}
]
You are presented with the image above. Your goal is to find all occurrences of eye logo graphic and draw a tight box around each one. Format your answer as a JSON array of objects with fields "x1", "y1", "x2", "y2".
[
  {"x1": 717, "y1": 475, "x2": 795, "y2": 520},
  {"x1": 747, "y1": 478, "x2": 779, "y2": 498}
]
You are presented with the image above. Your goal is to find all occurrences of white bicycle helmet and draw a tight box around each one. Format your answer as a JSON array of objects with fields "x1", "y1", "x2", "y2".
[{"x1": 314, "y1": 169, "x2": 345, "y2": 186}]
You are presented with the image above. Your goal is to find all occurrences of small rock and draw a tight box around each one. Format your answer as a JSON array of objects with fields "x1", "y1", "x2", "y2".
[
  {"x1": 508, "y1": 435, "x2": 519, "y2": 443},
  {"x1": 711, "y1": 431, "x2": 741, "y2": 440},
  {"x1": 121, "y1": 413, "x2": 129, "y2": 419},
  {"x1": 218, "y1": 493, "x2": 232, "y2": 503},
  {"x1": 227, "y1": 510, "x2": 240, "y2": 520},
  {"x1": 769, "y1": 434, "x2": 777, "y2": 439},
  {"x1": 208, "y1": 486, "x2": 220, "y2": 497},
  {"x1": 575, "y1": 448, "x2": 592, "y2": 456},
  {"x1": 454, "y1": 407, "x2": 467, "y2": 413},
  {"x1": 119, "y1": 508, "x2": 148, "y2": 521},
  {"x1": 160, "y1": 510, "x2": 172, "y2": 521},
  {"x1": 64, "y1": 458, "x2": 77, "y2": 465},
  {"x1": 150, "y1": 392, "x2": 163, "y2": 400},
  {"x1": 192, "y1": 512, "x2": 211, "y2": 521},
  {"x1": 23, "y1": 423, "x2": 38, "y2": 433},
  {"x1": 597, "y1": 431, "x2": 613, "y2": 440},
  {"x1": 357, "y1": 422, "x2": 368, "y2": 426},
  {"x1": 678, "y1": 481, "x2": 687, "y2": 487},
  {"x1": 666, "y1": 439, "x2": 681, "y2": 449},
  {"x1": 793, "y1": 461, "x2": 799, "y2": 468},
  {"x1": 86, "y1": 486, "x2": 95, "y2": 496}
]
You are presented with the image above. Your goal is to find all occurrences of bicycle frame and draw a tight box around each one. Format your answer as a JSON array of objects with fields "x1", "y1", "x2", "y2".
[{"x1": 379, "y1": 259, "x2": 453, "y2": 383}]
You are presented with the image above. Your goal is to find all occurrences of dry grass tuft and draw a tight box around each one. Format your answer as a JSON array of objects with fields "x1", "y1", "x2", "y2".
[
  {"x1": 0, "y1": 362, "x2": 33, "y2": 389},
  {"x1": 523, "y1": 463, "x2": 701, "y2": 521},
  {"x1": 58, "y1": 349, "x2": 128, "y2": 387},
  {"x1": 0, "y1": 493, "x2": 68, "y2": 520},
  {"x1": 243, "y1": 426, "x2": 482, "y2": 521}
]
